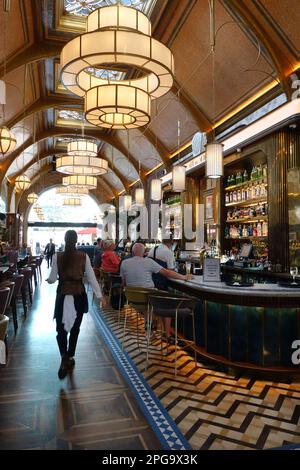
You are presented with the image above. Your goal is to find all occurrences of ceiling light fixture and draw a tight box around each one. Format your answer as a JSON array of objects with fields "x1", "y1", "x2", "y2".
[
  {"x1": 60, "y1": 4, "x2": 174, "y2": 129},
  {"x1": 27, "y1": 192, "x2": 38, "y2": 204},
  {"x1": 15, "y1": 174, "x2": 31, "y2": 191},
  {"x1": 0, "y1": 126, "x2": 16, "y2": 155},
  {"x1": 63, "y1": 198, "x2": 82, "y2": 206},
  {"x1": 62, "y1": 174, "x2": 97, "y2": 190},
  {"x1": 56, "y1": 155, "x2": 108, "y2": 176},
  {"x1": 56, "y1": 186, "x2": 89, "y2": 195}
]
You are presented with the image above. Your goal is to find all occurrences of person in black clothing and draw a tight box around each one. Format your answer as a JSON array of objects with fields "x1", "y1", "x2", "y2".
[{"x1": 45, "y1": 239, "x2": 55, "y2": 268}]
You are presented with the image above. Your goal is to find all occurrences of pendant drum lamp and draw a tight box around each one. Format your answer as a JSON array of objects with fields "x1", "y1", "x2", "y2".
[
  {"x1": 172, "y1": 165, "x2": 186, "y2": 192},
  {"x1": 62, "y1": 175, "x2": 97, "y2": 190},
  {"x1": 150, "y1": 178, "x2": 162, "y2": 201},
  {"x1": 60, "y1": 4, "x2": 174, "y2": 129},
  {"x1": 56, "y1": 155, "x2": 108, "y2": 176},
  {"x1": 205, "y1": 142, "x2": 224, "y2": 179},
  {"x1": 63, "y1": 198, "x2": 82, "y2": 206},
  {"x1": 120, "y1": 194, "x2": 132, "y2": 212},
  {"x1": 56, "y1": 186, "x2": 89, "y2": 195},
  {"x1": 134, "y1": 188, "x2": 144, "y2": 206},
  {"x1": 67, "y1": 140, "x2": 98, "y2": 157}
]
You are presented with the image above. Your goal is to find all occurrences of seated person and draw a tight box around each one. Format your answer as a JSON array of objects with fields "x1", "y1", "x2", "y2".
[
  {"x1": 101, "y1": 240, "x2": 120, "y2": 273},
  {"x1": 120, "y1": 243, "x2": 193, "y2": 339}
]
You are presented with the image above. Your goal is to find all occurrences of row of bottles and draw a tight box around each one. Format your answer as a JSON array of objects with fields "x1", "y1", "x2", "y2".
[
  {"x1": 226, "y1": 164, "x2": 267, "y2": 187},
  {"x1": 225, "y1": 183, "x2": 268, "y2": 204},
  {"x1": 226, "y1": 203, "x2": 268, "y2": 221},
  {"x1": 225, "y1": 221, "x2": 268, "y2": 239},
  {"x1": 165, "y1": 195, "x2": 181, "y2": 205}
]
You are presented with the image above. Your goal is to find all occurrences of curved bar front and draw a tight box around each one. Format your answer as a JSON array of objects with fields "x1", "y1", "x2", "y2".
[{"x1": 169, "y1": 277, "x2": 300, "y2": 373}]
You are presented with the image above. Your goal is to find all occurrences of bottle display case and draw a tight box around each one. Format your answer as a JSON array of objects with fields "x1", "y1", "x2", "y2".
[{"x1": 223, "y1": 162, "x2": 269, "y2": 261}]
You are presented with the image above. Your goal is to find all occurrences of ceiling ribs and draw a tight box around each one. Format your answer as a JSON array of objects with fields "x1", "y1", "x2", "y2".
[
  {"x1": 222, "y1": 0, "x2": 294, "y2": 100},
  {"x1": 1, "y1": 128, "x2": 144, "y2": 189}
]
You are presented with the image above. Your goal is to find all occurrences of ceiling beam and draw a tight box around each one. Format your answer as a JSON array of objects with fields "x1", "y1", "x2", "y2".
[
  {"x1": 8, "y1": 147, "x2": 129, "y2": 192},
  {"x1": 0, "y1": 128, "x2": 144, "y2": 189},
  {"x1": 172, "y1": 81, "x2": 212, "y2": 133},
  {"x1": 0, "y1": 42, "x2": 62, "y2": 78},
  {"x1": 222, "y1": 0, "x2": 294, "y2": 100},
  {"x1": 3, "y1": 95, "x2": 83, "y2": 129}
]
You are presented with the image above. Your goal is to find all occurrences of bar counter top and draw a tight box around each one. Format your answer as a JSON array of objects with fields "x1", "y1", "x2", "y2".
[{"x1": 170, "y1": 276, "x2": 300, "y2": 308}]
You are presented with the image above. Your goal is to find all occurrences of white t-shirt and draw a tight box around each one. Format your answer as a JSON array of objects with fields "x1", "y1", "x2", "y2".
[
  {"x1": 120, "y1": 256, "x2": 162, "y2": 289},
  {"x1": 147, "y1": 244, "x2": 175, "y2": 269}
]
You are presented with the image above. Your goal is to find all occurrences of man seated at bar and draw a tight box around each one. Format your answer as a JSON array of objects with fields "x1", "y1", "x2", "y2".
[
  {"x1": 120, "y1": 243, "x2": 193, "y2": 339},
  {"x1": 148, "y1": 238, "x2": 176, "y2": 269},
  {"x1": 101, "y1": 239, "x2": 120, "y2": 273}
]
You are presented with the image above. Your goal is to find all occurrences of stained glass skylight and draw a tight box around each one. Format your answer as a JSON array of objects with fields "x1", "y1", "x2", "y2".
[
  {"x1": 64, "y1": 0, "x2": 155, "y2": 17},
  {"x1": 58, "y1": 110, "x2": 84, "y2": 121}
]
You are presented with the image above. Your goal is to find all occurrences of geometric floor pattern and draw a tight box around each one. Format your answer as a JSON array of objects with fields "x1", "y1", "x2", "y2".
[{"x1": 99, "y1": 304, "x2": 300, "y2": 450}]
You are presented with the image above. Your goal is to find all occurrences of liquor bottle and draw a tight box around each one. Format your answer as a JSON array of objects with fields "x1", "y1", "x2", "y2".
[
  {"x1": 243, "y1": 169, "x2": 248, "y2": 182},
  {"x1": 242, "y1": 225, "x2": 248, "y2": 237},
  {"x1": 229, "y1": 191, "x2": 233, "y2": 203},
  {"x1": 250, "y1": 167, "x2": 254, "y2": 181},
  {"x1": 233, "y1": 190, "x2": 237, "y2": 202},
  {"x1": 256, "y1": 184, "x2": 261, "y2": 198},
  {"x1": 253, "y1": 224, "x2": 257, "y2": 237},
  {"x1": 262, "y1": 221, "x2": 268, "y2": 237},
  {"x1": 263, "y1": 165, "x2": 267, "y2": 178},
  {"x1": 257, "y1": 222, "x2": 262, "y2": 237},
  {"x1": 251, "y1": 185, "x2": 256, "y2": 199},
  {"x1": 247, "y1": 185, "x2": 252, "y2": 200},
  {"x1": 237, "y1": 189, "x2": 242, "y2": 201},
  {"x1": 249, "y1": 224, "x2": 253, "y2": 237},
  {"x1": 239, "y1": 225, "x2": 243, "y2": 237},
  {"x1": 257, "y1": 164, "x2": 262, "y2": 179},
  {"x1": 225, "y1": 193, "x2": 230, "y2": 204}
]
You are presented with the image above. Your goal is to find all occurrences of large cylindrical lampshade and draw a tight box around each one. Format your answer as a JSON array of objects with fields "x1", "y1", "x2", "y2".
[
  {"x1": 27, "y1": 192, "x2": 38, "y2": 204},
  {"x1": 67, "y1": 140, "x2": 98, "y2": 157},
  {"x1": 85, "y1": 85, "x2": 151, "y2": 130},
  {"x1": 172, "y1": 165, "x2": 186, "y2": 192},
  {"x1": 135, "y1": 188, "x2": 144, "y2": 206},
  {"x1": 56, "y1": 186, "x2": 89, "y2": 195},
  {"x1": 120, "y1": 195, "x2": 132, "y2": 211},
  {"x1": 150, "y1": 179, "x2": 162, "y2": 201},
  {"x1": 62, "y1": 175, "x2": 97, "y2": 190},
  {"x1": 205, "y1": 142, "x2": 224, "y2": 179},
  {"x1": 63, "y1": 198, "x2": 82, "y2": 206},
  {"x1": 15, "y1": 174, "x2": 31, "y2": 191},
  {"x1": 56, "y1": 155, "x2": 108, "y2": 176}
]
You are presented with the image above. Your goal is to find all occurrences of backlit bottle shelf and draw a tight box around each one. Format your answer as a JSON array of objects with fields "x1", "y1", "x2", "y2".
[
  {"x1": 225, "y1": 216, "x2": 268, "y2": 224},
  {"x1": 225, "y1": 177, "x2": 267, "y2": 192},
  {"x1": 225, "y1": 197, "x2": 268, "y2": 207}
]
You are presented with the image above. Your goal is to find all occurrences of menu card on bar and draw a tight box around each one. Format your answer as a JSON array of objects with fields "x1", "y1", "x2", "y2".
[{"x1": 203, "y1": 258, "x2": 221, "y2": 282}]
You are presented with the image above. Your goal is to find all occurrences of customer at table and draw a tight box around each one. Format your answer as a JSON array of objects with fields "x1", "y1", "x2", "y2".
[
  {"x1": 93, "y1": 237, "x2": 103, "y2": 275},
  {"x1": 148, "y1": 238, "x2": 176, "y2": 269},
  {"x1": 120, "y1": 243, "x2": 193, "y2": 338},
  {"x1": 101, "y1": 240, "x2": 120, "y2": 273}
]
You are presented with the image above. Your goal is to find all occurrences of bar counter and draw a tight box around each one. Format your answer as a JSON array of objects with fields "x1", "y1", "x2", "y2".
[{"x1": 169, "y1": 277, "x2": 300, "y2": 373}]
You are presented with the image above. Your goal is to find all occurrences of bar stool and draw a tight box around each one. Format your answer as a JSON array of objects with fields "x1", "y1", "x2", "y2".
[
  {"x1": 122, "y1": 287, "x2": 155, "y2": 351},
  {"x1": 148, "y1": 294, "x2": 197, "y2": 375}
]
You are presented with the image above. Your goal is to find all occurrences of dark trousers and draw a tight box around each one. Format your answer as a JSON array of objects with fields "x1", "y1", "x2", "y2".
[
  {"x1": 46, "y1": 254, "x2": 53, "y2": 268},
  {"x1": 56, "y1": 312, "x2": 84, "y2": 358}
]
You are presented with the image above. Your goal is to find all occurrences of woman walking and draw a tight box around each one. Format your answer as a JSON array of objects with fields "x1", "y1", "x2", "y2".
[{"x1": 47, "y1": 230, "x2": 103, "y2": 379}]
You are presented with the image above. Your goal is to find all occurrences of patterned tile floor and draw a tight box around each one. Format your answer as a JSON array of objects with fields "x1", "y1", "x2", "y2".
[{"x1": 97, "y1": 304, "x2": 300, "y2": 450}]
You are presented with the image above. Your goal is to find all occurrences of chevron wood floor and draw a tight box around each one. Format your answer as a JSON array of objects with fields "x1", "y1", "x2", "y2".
[
  {"x1": 99, "y1": 304, "x2": 300, "y2": 450},
  {"x1": 0, "y1": 277, "x2": 161, "y2": 450}
]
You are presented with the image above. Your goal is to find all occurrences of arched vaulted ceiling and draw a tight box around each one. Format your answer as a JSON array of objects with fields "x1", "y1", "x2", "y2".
[{"x1": 1, "y1": 0, "x2": 299, "y2": 208}]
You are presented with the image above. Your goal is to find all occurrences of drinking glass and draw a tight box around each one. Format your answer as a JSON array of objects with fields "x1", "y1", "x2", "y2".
[
  {"x1": 185, "y1": 262, "x2": 191, "y2": 275},
  {"x1": 290, "y1": 266, "x2": 298, "y2": 284}
]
